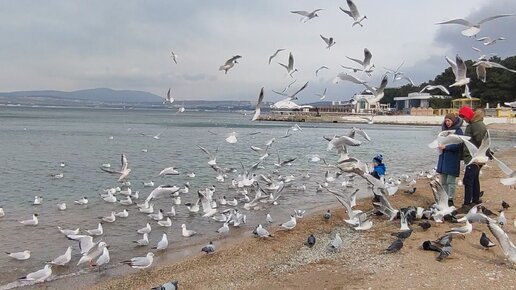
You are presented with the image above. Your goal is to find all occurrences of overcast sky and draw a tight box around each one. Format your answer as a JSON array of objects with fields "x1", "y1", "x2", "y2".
[{"x1": 0, "y1": 0, "x2": 514, "y2": 103}]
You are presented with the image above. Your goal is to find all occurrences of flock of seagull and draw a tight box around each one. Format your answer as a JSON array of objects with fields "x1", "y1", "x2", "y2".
[{"x1": 2, "y1": 2, "x2": 516, "y2": 289}]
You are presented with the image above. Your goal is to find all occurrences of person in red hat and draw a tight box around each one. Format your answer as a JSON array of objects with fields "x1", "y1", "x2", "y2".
[{"x1": 457, "y1": 105, "x2": 487, "y2": 212}]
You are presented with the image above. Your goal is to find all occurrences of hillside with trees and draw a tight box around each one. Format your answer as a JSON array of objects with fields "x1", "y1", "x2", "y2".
[{"x1": 382, "y1": 55, "x2": 516, "y2": 108}]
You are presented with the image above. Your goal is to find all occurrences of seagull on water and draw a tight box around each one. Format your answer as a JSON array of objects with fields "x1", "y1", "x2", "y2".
[
  {"x1": 123, "y1": 252, "x2": 154, "y2": 269},
  {"x1": 7, "y1": 250, "x2": 31, "y2": 260},
  {"x1": 19, "y1": 264, "x2": 52, "y2": 284},
  {"x1": 153, "y1": 233, "x2": 169, "y2": 250},
  {"x1": 19, "y1": 214, "x2": 38, "y2": 226},
  {"x1": 49, "y1": 246, "x2": 72, "y2": 266}
]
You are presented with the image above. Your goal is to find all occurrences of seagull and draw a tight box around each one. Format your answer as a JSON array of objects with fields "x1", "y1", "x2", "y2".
[
  {"x1": 487, "y1": 222, "x2": 516, "y2": 264},
  {"x1": 57, "y1": 203, "x2": 67, "y2": 211},
  {"x1": 480, "y1": 232, "x2": 496, "y2": 249},
  {"x1": 158, "y1": 167, "x2": 179, "y2": 176},
  {"x1": 255, "y1": 224, "x2": 272, "y2": 238},
  {"x1": 57, "y1": 226, "x2": 80, "y2": 236},
  {"x1": 100, "y1": 154, "x2": 131, "y2": 182},
  {"x1": 277, "y1": 52, "x2": 296, "y2": 75},
  {"x1": 151, "y1": 281, "x2": 178, "y2": 290},
  {"x1": 329, "y1": 233, "x2": 343, "y2": 250},
  {"x1": 86, "y1": 223, "x2": 103, "y2": 236},
  {"x1": 420, "y1": 85, "x2": 450, "y2": 95},
  {"x1": 476, "y1": 36, "x2": 506, "y2": 46},
  {"x1": 19, "y1": 214, "x2": 38, "y2": 226},
  {"x1": 346, "y1": 48, "x2": 374, "y2": 72},
  {"x1": 7, "y1": 250, "x2": 31, "y2": 260},
  {"x1": 315, "y1": 66, "x2": 329, "y2": 77},
  {"x1": 290, "y1": 9, "x2": 324, "y2": 23},
  {"x1": 446, "y1": 220, "x2": 472, "y2": 236},
  {"x1": 123, "y1": 252, "x2": 154, "y2": 269},
  {"x1": 181, "y1": 223, "x2": 197, "y2": 237},
  {"x1": 153, "y1": 233, "x2": 169, "y2": 250},
  {"x1": 216, "y1": 222, "x2": 230, "y2": 234},
  {"x1": 473, "y1": 60, "x2": 516, "y2": 83},
  {"x1": 134, "y1": 233, "x2": 150, "y2": 246},
  {"x1": 268, "y1": 49, "x2": 285, "y2": 64},
  {"x1": 493, "y1": 156, "x2": 516, "y2": 186},
  {"x1": 219, "y1": 55, "x2": 242, "y2": 74},
  {"x1": 19, "y1": 264, "x2": 52, "y2": 284},
  {"x1": 340, "y1": 0, "x2": 367, "y2": 27},
  {"x1": 446, "y1": 55, "x2": 470, "y2": 92},
  {"x1": 164, "y1": 88, "x2": 174, "y2": 104},
  {"x1": 280, "y1": 215, "x2": 297, "y2": 230},
  {"x1": 77, "y1": 241, "x2": 107, "y2": 266},
  {"x1": 225, "y1": 132, "x2": 238, "y2": 144},
  {"x1": 137, "y1": 223, "x2": 152, "y2": 234},
  {"x1": 460, "y1": 131, "x2": 491, "y2": 166},
  {"x1": 33, "y1": 196, "x2": 43, "y2": 205},
  {"x1": 315, "y1": 88, "x2": 327, "y2": 100},
  {"x1": 201, "y1": 241, "x2": 215, "y2": 254},
  {"x1": 101, "y1": 212, "x2": 116, "y2": 223},
  {"x1": 170, "y1": 51, "x2": 178, "y2": 64},
  {"x1": 333, "y1": 73, "x2": 366, "y2": 85},
  {"x1": 252, "y1": 87, "x2": 265, "y2": 121},
  {"x1": 359, "y1": 75, "x2": 388, "y2": 104},
  {"x1": 49, "y1": 246, "x2": 72, "y2": 266},
  {"x1": 266, "y1": 213, "x2": 273, "y2": 224},
  {"x1": 0, "y1": 207, "x2": 4, "y2": 218},
  {"x1": 436, "y1": 14, "x2": 514, "y2": 37},
  {"x1": 158, "y1": 217, "x2": 172, "y2": 227},
  {"x1": 92, "y1": 247, "x2": 110, "y2": 268},
  {"x1": 114, "y1": 209, "x2": 129, "y2": 218},
  {"x1": 320, "y1": 35, "x2": 336, "y2": 49}
]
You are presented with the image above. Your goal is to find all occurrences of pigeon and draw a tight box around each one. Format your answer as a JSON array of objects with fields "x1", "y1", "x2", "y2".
[
  {"x1": 434, "y1": 234, "x2": 453, "y2": 247},
  {"x1": 480, "y1": 232, "x2": 496, "y2": 249},
  {"x1": 502, "y1": 201, "x2": 510, "y2": 210},
  {"x1": 307, "y1": 234, "x2": 316, "y2": 248},
  {"x1": 151, "y1": 281, "x2": 178, "y2": 290},
  {"x1": 201, "y1": 241, "x2": 215, "y2": 254},
  {"x1": 422, "y1": 241, "x2": 441, "y2": 252},
  {"x1": 386, "y1": 239, "x2": 403, "y2": 253},
  {"x1": 418, "y1": 220, "x2": 431, "y2": 230},
  {"x1": 436, "y1": 243, "x2": 452, "y2": 261},
  {"x1": 391, "y1": 229, "x2": 412, "y2": 240}
]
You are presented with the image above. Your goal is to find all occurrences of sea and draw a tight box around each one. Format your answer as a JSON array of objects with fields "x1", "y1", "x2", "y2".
[{"x1": 0, "y1": 106, "x2": 513, "y2": 289}]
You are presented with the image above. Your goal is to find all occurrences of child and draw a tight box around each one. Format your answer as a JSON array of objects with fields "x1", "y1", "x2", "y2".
[{"x1": 371, "y1": 154, "x2": 386, "y2": 181}]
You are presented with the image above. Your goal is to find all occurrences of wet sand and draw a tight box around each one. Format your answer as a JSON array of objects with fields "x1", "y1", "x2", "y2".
[{"x1": 92, "y1": 147, "x2": 516, "y2": 290}]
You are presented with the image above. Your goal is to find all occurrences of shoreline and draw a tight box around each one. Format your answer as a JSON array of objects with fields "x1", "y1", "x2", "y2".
[{"x1": 92, "y1": 148, "x2": 516, "y2": 290}]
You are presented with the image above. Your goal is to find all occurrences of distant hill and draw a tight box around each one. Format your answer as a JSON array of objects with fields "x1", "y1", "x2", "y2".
[{"x1": 0, "y1": 88, "x2": 163, "y2": 103}]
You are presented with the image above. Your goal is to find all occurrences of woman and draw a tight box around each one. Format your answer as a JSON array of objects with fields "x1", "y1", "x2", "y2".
[{"x1": 436, "y1": 112, "x2": 463, "y2": 206}]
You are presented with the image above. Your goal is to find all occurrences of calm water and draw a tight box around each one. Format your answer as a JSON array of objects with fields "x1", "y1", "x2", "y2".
[{"x1": 0, "y1": 106, "x2": 513, "y2": 288}]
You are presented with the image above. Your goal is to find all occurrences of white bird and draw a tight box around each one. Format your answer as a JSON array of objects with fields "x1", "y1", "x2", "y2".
[
  {"x1": 134, "y1": 233, "x2": 150, "y2": 246},
  {"x1": 420, "y1": 85, "x2": 450, "y2": 95},
  {"x1": 119, "y1": 196, "x2": 133, "y2": 206},
  {"x1": 153, "y1": 233, "x2": 169, "y2": 250},
  {"x1": 33, "y1": 196, "x2": 43, "y2": 205},
  {"x1": 101, "y1": 163, "x2": 111, "y2": 168},
  {"x1": 219, "y1": 55, "x2": 242, "y2": 74},
  {"x1": 19, "y1": 214, "x2": 38, "y2": 226},
  {"x1": 290, "y1": 9, "x2": 324, "y2": 23},
  {"x1": 187, "y1": 172, "x2": 196, "y2": 178},
  {"x1": 340, "y1": 0, "x2": 367, "y2": 27},
  {"x1": 57, "y1": 226, "x2": 80, "y2": 236},
  {"x1": 446, "y1": 220, "x2": 473, "y2": 236},
  {"x1": 216, "y1": 222, "x2": 230, "y2": 234},
  {"x1": 57, "y1": 203, "x2": 67, "y2": 211},
  {"x1": 225, "y1": 132, "x2": 238, "y2": 144},
  {"x1": 86, "y1": 223, "x2": 103, "y2": 236},
  {"x1": 280, "y1": 215, "x2": 297, "y2": 230},
  {"x1": 123, "y1": 252, "x2": 154, "y2": 269},
  {"x1": 333, "y1": 73, "x2": 366, "y2": 85},
  {"x1": 164, "y1": 88, "x2": 174, "y2": 104},
  {"x1": 49, "y1": 247, "x2": 72, "y2": 266},
  {"x1": 315, "y1": 88, "x2": 327, "y2": 100},
  {"x1": 252, "y1": 87, "x2": 265, "y2": 121},
  {"x1": 75, "y1": 197, "x2": 88, "y2": 205},
  {"x1": 346, "y1": 48, "x2": 374, "y2": 72},
  {"x1": 114, "y1": 209, "x2": 129, "y2": 218},
  {"x1": 181, "y1": 223, "x2": 197, "y2": 237},
  {"x1": 159, "y1": 167, "x2": 179, "y2": 176},
  {"x1": 266, "y1": 213, "x2": 273, "y2": 224},
  {"x1": 330, "y1": 233, "x2": 343, "y2": 249},
  {"x1": 7, "y1": 250, "x2": 31, "y2": 260},
  {"x1": 255, "y1": 224, "x2": 272, "y2": 238},
  {"x1": 93, "y1": 247, "x2": 110, "y2": 268},
  {"x1": 476, "y1": 36, "x2": 506, "y2": 46},
  {"x1": 0, "y1": 207, "x2": 4, "y2": 218},
  {"x1": 487, "y1": 222, "x2": 516, "y2": 264},
  {"x1": 170, "y1": 51, "x2": 178, "y2": 64},
  {"x1": 315, "y1": 66, "x2": 329, "y2": 77},
  {"x1": 436, "y1": 14, "x2": 514, "y2": 37},
  {"x1": 101, "y1": 212, "x2": 116, "y2": 223},
  {"x1": 137, "y1": 223, "x2": 152, "y2": 234},
  {"x1": 473, "y1": 60, "x2": 516, "y2": 83},
  {"x1": 446, "y1": 55, "x2": 470, "y2": 91},
  {"x1": 19, "y1": 264, "x2": 52, "y2": 284},
  {"x1": 67, "y1": 235, "x2": 95, "y2": 255},
  {"x1": 101, "y1": 193, "x2": 117, "y2": 203},
  {"x1": 492, "y1": 156, "x2": 516, "y2": 186},
  {"x1": 460, "y1": 131, "x2": 491, "y2": 165},
  {"x1": 149, "y1": 209, "x2": 164, "y2": 221},
  {"x1": 143, "y1": 181, "x2": 155, "y2": 187},
  {"x1": 277, "y1": 52, "x2": 296, "y2": 75},
  {"x1": 268, "y1": 48, "x2": 285, "y2": 64},
  {"x1": 77, "y1": 241, "x2": 107, "y2": 266},
  {"x1": 360, "y1": 75, "x2": 388, "y2": 104},
  {"x1": 320, "y1": 35, "x2": 336, "y2": 49},
  {"x1": 100, "y1": 153, "x2": 131, "y2": 182},
  {"x1": 158, "y1": 217, "x2": 172, "y2": 227}
]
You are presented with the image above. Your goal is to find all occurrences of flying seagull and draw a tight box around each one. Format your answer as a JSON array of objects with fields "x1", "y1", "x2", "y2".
[
  {"x1": 164, "y1": 88, "x2": 174, "y2": 104},
  {"x1": 340, "y1": 0, "x2": 367, "y2": 27},
  {"x1": 346, "y1": 48, "x2": 374, "y2": 73},
  {"x1": 320, "y1": 35, "x2": 336, "y2": 49},
  {"x1": 315, "y1": 66, "x2": 329, "y2": 76},
  {"x1": 252, "y1": 87, "x2": 265, "y2": 121},
  {"x1": 268, "y1": 49, "x2": 285, "y2": 64},
  {"x1": 290, "y1": 9, "x2": 324, "y2": 23},
  {"x1": 170, "y1": 51, "x2": 178, "y2": 64},
  {"x1": 420, "y1": 85, "x2": 450, "y2": 95},
  {"x1": 219, "y1": 55, "x2": 242, "y2": 74},
  {"x1": 436, "y1": 14, "x2": 514, "y2": 37},
  {"x1": 278, "y1": 52, "x2": 296, "y2": 75}
]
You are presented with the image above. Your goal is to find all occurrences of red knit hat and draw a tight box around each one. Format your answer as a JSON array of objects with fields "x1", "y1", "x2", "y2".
[{"x1": 458, "y1": 106, "x2": 474, "y2": 121}]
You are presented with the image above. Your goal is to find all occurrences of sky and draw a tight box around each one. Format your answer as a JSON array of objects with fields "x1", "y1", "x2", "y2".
[{"x1": 0, "y1": 0, "x2": 515, "y2": 103}]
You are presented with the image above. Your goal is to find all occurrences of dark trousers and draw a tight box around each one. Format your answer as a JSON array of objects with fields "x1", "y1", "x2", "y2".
[{"x1": 463, "y1": 164, "x2": 481, "y2": 205}]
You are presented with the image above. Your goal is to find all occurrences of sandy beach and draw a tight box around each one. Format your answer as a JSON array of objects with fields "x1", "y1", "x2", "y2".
[{"x1": 91, "y1": 147, "x2": 516, "y2": 290}]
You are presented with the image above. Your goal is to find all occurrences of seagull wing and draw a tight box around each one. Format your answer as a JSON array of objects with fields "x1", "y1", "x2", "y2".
[
  {"x1": 445, "y1": 56, "x2": 458, "y2": 79},
  {"x1": 290, "y1": 10, "x2": 310, "y2": 17},
  {"x1": 347, "y1": 0, "x2": 360, "y2": 17},
  {"x1": 252, "y1": 87, "x2": 264, "y2": 121},
  {"x1": 478, "y1": 14, "x2": 514, "y2": 25},
  {"x1": 487, "y1": 222, "x2": 516, "y2": 257},
  {"x1": 363, "y1": 48, "x2": 372, "y2": 67},
  {"x1": 346, "y1": 55, "x2": 364, "y2": 66},
  {"x1": 320, "y1": 35, "x2": 330, "y2": 45},
  {"x1": 334, "y1": 73, "x2": 365, "y2": 84},
  {"x1": 436, "y1": 18, "x2": 474, "y2": 27},
  {"x1": 339, "y1": 7, "x2": 353, "y2": 18},
  {"x1": 493, "y1": 156, "x2": 514, "y2": 177},
  {"x1": 289, "y1": 81, "x2": 308, "y2": 99},
  {"x1": 288, "y1": 52, "x2": 294, "y2": 70},
  {"x1": 456, "y1": 54, "x2": 468, "y2": 80}
]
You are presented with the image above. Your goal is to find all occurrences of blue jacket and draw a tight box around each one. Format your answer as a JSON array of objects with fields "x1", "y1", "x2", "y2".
[
  {"x1": 436, "y1": 117, "x2": 464, "y2": 177},
  {"x1": 372, "y1": 163, "x2": 386, "y2": 180}
]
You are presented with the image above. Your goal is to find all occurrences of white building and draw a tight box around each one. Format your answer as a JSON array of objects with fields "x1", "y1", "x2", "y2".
[{"x1": 394, "y1": 92, "x2": 449, "y2": 111}]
